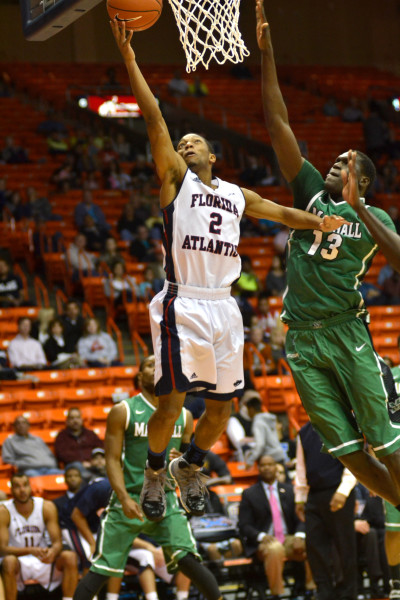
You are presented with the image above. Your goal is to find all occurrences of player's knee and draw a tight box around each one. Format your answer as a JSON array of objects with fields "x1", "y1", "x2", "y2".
[
  {"x1": 156, "y1": 400, "x2": 183, "y2": 422},
  {"x1": 2, "y1": 555, "x2": 19, "y2": 575},
  {"x1": 204, "y1": 402, "x2": 231, "y2": 425},
  {"x1": 58, "y1": 549, "x2": 79, "y2": 570}
]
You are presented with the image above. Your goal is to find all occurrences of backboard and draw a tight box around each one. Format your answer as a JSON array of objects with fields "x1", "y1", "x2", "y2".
[{"x1": 20, "y1": 0, "x2": 103, "y2": 41}]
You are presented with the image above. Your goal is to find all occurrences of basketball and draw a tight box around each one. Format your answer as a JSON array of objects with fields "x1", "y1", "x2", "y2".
[{"x1": 107, "y1": 0, "x2": 162, "y2": 32}]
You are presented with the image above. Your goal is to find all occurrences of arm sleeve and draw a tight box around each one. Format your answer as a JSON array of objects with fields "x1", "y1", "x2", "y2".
[{"x1": 336, "y1": 468, "x2": 357, "y2": 497}]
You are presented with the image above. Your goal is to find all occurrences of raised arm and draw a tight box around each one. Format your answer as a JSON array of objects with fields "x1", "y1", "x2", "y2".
[
  {"x1": 256, "y1": 0, "x2": 303, "y2": 182},
  {"x1": 243, "y1": 187, "x2": 347, "y2": 232},
  {"x1": 342, "y1": 150, "x2": 400, "y2": 273},
  {"x1": 110, "y1": 20, "x2": 186, "y2": 207},
  {"x1": 105, "y1": 402, "x2": 144, "y2": 521}
]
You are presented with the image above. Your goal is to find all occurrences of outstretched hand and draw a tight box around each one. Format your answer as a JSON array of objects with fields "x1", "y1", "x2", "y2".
[
  {"x1": 110, "y1": 19, "x2": 135, "y2": 63},
  {"x1": 255, "y1": 0, "x2": 270, "y2": 51},
  {"x1": 319, "y1": 214, "x2": 349, "y2": 232},
  {"x1": 342, "y1": 149, "x2": 360, "y2": 210}
]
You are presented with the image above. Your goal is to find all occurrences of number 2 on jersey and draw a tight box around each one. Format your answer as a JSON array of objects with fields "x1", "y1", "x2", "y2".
[
  {"x1": 307, "y1": 230, "x2": 343, "y2": 260},
  {"x1": 209, "y1": 212, "x2": 222, "y2": 235}
]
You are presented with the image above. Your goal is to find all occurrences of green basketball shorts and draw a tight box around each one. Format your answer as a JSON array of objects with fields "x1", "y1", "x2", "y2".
[
  {"x1": 385, "y1": 499, "x2": 400, "y2": 531},
  {"x1": 285, "y1": 313, "x2": 400, "y2": 458},
  {"x1": 91, "y1": 491, "x2": 200, "y2": 577}
]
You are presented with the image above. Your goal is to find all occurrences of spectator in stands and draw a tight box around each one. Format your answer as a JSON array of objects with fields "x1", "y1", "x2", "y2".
[
  {"x1": 43, "y1": 317, "x2": 83, "y2": 369},
  {"x1": 98, "y1": 137, "x2": 119, "y2": 168},
  {"x1": 2, "y1": 416, "x2": 63, "y2": 477},
  {"x1": 0, "y1": 257, "x2": 24, "y2": 307},
  {"x1": 37, "y1": 108, "x2": 67, "y2": 136},
  {"x1": 112, "y1": 132, "x2": 132, "y2": 161},
  {"x1": 226, "y1": 390, "x2": 258, "y2": 462},
  {"x1": 54, "y1": 407, "x2": 103, "y2": 473},
  {"x1": 239, "y1": 155, "x2": 275, "y2": 187},
  {"x1": 322, "y1": 97, "x2": 340, "y2": 117},
  {"x1": 47, "y1": 131, "x2": 69, "y2": 155},
  {"x1": 145, "y1": 201, "x2": 163, "y2": 240},
  {"x1": 342, "y1": 97, "x2": 364, "y2": 122},
  {"x1": 0, "y1": 135, "x2": 29, "y2": 164},
  {"x1": 84, "y1": 447, "x2": 107, "y2": 483},
  {"x1": 264, "y1": 255, "x2": 287, "y2": 297},
  {"x1": 0, "y1": 177, "x2": 11, "y2": 216},
  {"x1": 79, "y1": 215, "x2": 105, "y2": 252},
  {"x1": 239, "y1": 454, "x2": 312, "y2": 599},
  {"x1": 25, "y1": 186, "x2": 61, "y2": 222},
  {"x1": 148, "y1": 246, "x2": 166, "y2": 292},
  {"x1": 188, "y1": 75, "x2": 209, "y2": 98},
  {"x1": 31, "y1": 307, "x2": 56, "y2": 345},
  {"x1": 8, "y1": 317, "x2": 47, "y2": 370},
  {"x1": 251, "y1": 294, "x2": 281, "y2": 338},
  {"x1": 129, "y1": 224, "x2": 156, "y2": 262},
  {"x1": 270, "y1": 325, "x2": 287, "y2": 367},
  {"x1": 137, "y1": 266, "x2": 156, "y2": 301},
  {"x1": 244, "y1": 324, "x2": 277, "y2": 382},
  {"x1": 295, "y1": 421, "x2": 358, "y2": 600},
  {"x1": 101, "y1": 66, "x2": 123, "y2": 92},
  {"x1": 244, "y1": 397, "x2": 289, "y2": 468},
  {"x1": 61, "y1": 300, "x2": 85, "y2": 350},
  {"x1": 50, "y1": 153, "x2": 79, "y2": 191},
  {"x1": 359, "y1": 280, "x2": 387, "y2": 306},
  {"x1": 0, "y1": 472, "x2": 78, "y2": 600},
  {"x1": 103, "y1": 159, "x2": 132, "y2": 190},
  {"x1": 129, "y1": 156, "x2": 156, "y2": 186},
  {"x1": 104, "y1": 260, "x2": 136, "y2": 306},
  {"x1": 381, "y1": 270, "x2": 400, "y2": 305},
  {"x1": 66, "y1": 233, "x2": 98, "y2": 280},
  {"x1": 167, "y1": 70, "x2": 189, "y2": 97},
  {"x1": 201, "y1": 450, "x2": 232, "y2": 488},
  {"x1": 235, "y1": 255, "x2": 261, "y2": 299},
  {"x1": 77, "y1": 317, "x2": 119, "y2": 367},
  {"x1": 364, "y1": 110, "x2": 390, "y2": 164},
  {"x1": 74, "y1": 189, "x2": 110, "y2": 234},
  {"x1": 5, "y1": 190, "x2": 26, "y2": 222},
  {"x1": 273, "y1": 225, "x2": 290, "y2": 258},
  {"x1": 117, "y1": 202, "x2": 145, "y2": 242},
  {"x1": 97, "y1": 236, "x2": 125, "y2": 272},
  {"x1": 53, "y1": 464, "x2": 83, "y2": 521}
]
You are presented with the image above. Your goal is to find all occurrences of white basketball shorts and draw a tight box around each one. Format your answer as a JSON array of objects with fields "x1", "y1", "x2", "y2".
[
  {"x1": 150, "y1": 281, "x2": 244, "y2": 399},
  {"x1": 16, "y1": 555, "x2": 62, "y2": 591}
]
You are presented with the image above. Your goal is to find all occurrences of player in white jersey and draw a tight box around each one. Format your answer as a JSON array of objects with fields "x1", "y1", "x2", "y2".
[
  {"x1": 0, "y1": 472, "x2": 78, "y2": 600},
  {"x1": 110, "y1": 20, "x2": 348, "y2": 523}
]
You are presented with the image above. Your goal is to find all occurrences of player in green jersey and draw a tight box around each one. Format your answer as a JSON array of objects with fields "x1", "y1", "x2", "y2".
[
  {"x1": 73, "y1": 355, "x2": 223, "y2": 600},
  {"x1": 256, "y1": 0, "x2": 400, "y2": 510}
]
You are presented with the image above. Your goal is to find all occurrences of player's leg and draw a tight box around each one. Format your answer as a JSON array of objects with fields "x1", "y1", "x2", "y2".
[
  {"x1": 73, "y1": 572, "x2": 109, "y2": 600},
  {"x1": 105, "y1": 577, "x2": 123, "y2": 600},
  {"x1": 55, "y1": 549, "x2": 79, "y2": 599},
  {"x1": 170, "y1": 397, "x2": 232, "y2": 515},
  {"x1": 1, "y1": 556, "x2": 19, "y2": 600}
]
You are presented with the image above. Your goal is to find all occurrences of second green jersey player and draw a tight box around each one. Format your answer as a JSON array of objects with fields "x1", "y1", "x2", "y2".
[
  {"x1": 256, "y1": 0, "x2": 400, "y2": 510},
  {"x1": 73, "y1": 356, "x2": 223, "y2": 600}
]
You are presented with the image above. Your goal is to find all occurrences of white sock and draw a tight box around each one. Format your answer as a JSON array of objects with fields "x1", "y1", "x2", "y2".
[
  {"x1": 177, "y1": 591, "x2": 189, "y2": 600},
  {"x1": 63, "y1": 597, "x2": 73, "y2": 600},
  {"x1": 106, "y1": 594, "x2": 120, "y2": 600},
  {"x1": 145, "y1": 592, "x2": 159, "y2": 600}
]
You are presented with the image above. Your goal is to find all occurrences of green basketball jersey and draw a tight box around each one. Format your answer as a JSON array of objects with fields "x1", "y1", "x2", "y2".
[
  {"x1": 121, "y1": 393, "x2": 187, "y2": 494},
  {"x1": 281, "y1": 160, "x2": 396, "y2": 323},
  {"x1": 391, "y1": 365, "x2": 400, "y2": 395}
]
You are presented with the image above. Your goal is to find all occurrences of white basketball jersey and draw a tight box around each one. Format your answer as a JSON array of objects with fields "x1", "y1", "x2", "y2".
[
  {"x1": 162, "y1": 169, "x2": 246, "y2": 288},
  {"x1": 4, "y1": 497, "x2": 47, "y2": 549}
]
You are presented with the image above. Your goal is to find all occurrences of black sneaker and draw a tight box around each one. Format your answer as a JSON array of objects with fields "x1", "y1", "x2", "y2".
[
  {"x1": 390, "y1": 579, "x2": 400, "y2": 599},
  {"x1": 169, "y1": 457, "x2": 209, "y2": 516},
  {"x1": 139, "y1": 461, "x2": 167, "y2": 522}
]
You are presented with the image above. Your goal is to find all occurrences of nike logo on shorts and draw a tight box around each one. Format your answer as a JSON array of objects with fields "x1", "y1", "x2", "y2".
[
  {"x1": 356, "y1": 343, "x2": 366, "y2": 352},
  {"x1": 135, "y1": 410, "x2": 145, "y2": 414}
]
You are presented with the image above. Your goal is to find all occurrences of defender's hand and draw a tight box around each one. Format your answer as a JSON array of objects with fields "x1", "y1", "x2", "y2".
[
  {"x1": 255, "y1": 0, "x2": 270, "y2": 52},
  {"x1": 319, "y1": 214, "x2": 349, "y2": 232},
  {"x1": 342, "y1": 149, "x2": 361, "y2": 210}
]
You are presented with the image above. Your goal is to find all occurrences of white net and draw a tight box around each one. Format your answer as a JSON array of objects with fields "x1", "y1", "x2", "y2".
[{"x1": 167, "y1": 0, "x2": 250, "y2": 72}]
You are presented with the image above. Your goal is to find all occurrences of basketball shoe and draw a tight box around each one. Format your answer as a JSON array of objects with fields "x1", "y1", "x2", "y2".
[
  {"x1": 390, "y1": 579, "x2": 400, "y2": 599},
  {"x1": 169, "y1": 457, "x2": 208, "y2": 516},
  {"x1": 140, "y1": 461, "x2": 168, "y2": 521}
]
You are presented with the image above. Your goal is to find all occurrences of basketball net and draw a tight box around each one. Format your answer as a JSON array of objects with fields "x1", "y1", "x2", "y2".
[{"x1": 167, "y1": 0, "x2": 250, "y2": 72}]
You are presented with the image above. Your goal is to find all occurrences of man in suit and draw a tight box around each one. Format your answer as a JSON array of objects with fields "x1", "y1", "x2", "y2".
[{"x1": 238, "y1": 454, "x2": 312, "y2": 599}]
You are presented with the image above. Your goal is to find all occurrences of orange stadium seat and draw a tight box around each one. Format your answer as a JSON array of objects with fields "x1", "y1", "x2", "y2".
[
  {"x1": 80, "y1": 405, "x2": 112, "y2": 427},
  {"x1": 30, "y1": 474, "x2": 67, "y2": 500},
  {"x1": 28, "y1": 428, "x2": 59, "y2": 451},
  {"x1": 15, "y1": 390, "x2": 61, "y2": 411},
  {"x1": 61, "y1": 388, "x2": 99, "y2": 408},
  {"x1": 40, "y1": 408, "x2": 68, "y2": 428},
  {"x1": 0, "y1": 392, "x2": 19, "y2": 412},
  {"x1": 106, "y1": 366, "x2": 139, "y2": 386},
  {"x1": 0, "y1": 479, "x2": 11, "y2": 497},
  {"x1": 0, "y1": 410, "x2": 44, "y2": 432},
  {"x1": 227, "y1": 462, "x2": 259, "y2": 485},
  {"x1": 97, "y1": 386, "x2": 135, "y2": 404},
  {"x1": 30, "y1": 370, "x2": 73, "y2": 389},
  {"x1": 73, "y1": 368, "x2": 109, "y2": 389}
]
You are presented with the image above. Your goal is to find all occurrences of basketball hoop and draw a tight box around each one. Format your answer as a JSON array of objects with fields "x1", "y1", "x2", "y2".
[{"x1": 167, "y1": 0, "x2": 250, "y2": 72}]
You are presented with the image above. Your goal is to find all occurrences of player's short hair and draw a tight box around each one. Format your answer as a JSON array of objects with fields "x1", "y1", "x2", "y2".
[
  {"x1": 10, "y1": 472, "x2": 29, "y2": 486},
  {"x1": 246, "y1": 397, "x2": 262, "y2": 411},
  {"x1": 356, "y1": 150, "x2": 376, "y2": 191}
]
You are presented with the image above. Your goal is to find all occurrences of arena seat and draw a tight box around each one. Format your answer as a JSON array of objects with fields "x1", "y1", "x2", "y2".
[
  {"x1": 106, "y1": 366, "x2": 139, "y2": 386},
  {"x1": 29, "y1": 474, "x2": 67, "y2": 500},
  {"x1": 30, "y1": 370, "x2": 73, "y2": 389},
  {"x1": 0, "y1": 392, "x2": 19, "y2": 412},
  {"x1": 73, "y1": 368, "x2": 109, "y2": 389},
  {"x1": 61, "y1": 388, "x2": 99, "y2": 408},
  {"x1": 15, "y1": 389, "x2": 61, "y2": 411},
  {"x1": 227, "y1": 462, "x2": 259, "y2": 485},
  {"x1": 80, "y1": 405, "x2": 112, "y2": 427}
]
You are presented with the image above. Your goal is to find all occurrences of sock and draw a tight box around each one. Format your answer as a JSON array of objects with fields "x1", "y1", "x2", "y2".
[
  {"x1": 177, "y1": 591, "x2": 189, "y2": 600},
  {"x1": 63, "y1": 597, "x2": 73, "y2": 600},
  {"x1": 147, "y1": 448, "x2": 166, "y2": 471},
  {"x1": 106, "y1": 594, "x2": 119, "y2": 600},
  {"x1": 145, "y1": 592, "x2": 158, "y2": 600},
  {"x1": 390, "y1": 564, "x2": 400, "y2": 588},
  {"x1": 183, "y1": 440, "x2": 208, "y2": 467}
]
